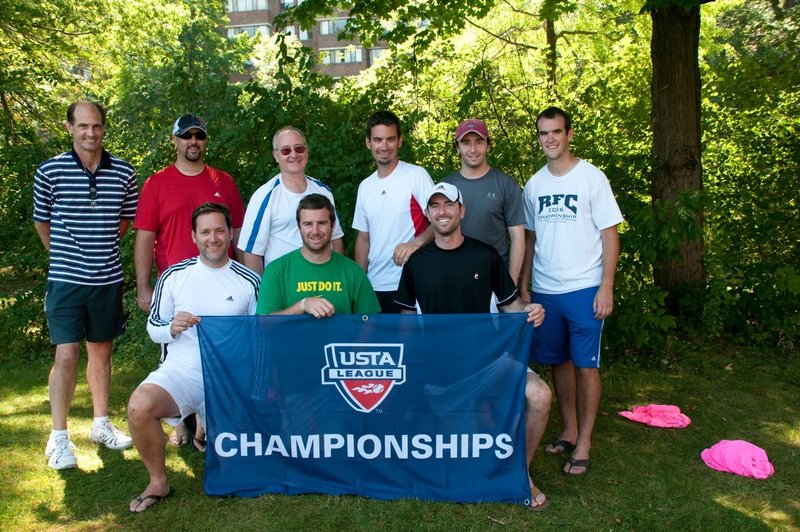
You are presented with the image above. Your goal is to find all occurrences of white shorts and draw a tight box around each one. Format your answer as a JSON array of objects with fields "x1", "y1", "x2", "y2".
[{"x1": 141, "y1": 365, "x2": 205, "y2": 427}]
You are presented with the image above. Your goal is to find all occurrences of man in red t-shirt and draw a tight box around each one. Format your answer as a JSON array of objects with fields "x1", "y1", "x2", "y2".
[
  {"x1": 134, "y1": 114, "x2": 245, "y2": 312},
  {"x1": 133, "y1": 114, "x2": 245, "y2": 448}
]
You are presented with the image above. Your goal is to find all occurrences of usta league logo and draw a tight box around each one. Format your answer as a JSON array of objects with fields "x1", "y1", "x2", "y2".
[{"x1": 321, "y1": 343, "x2": 406, "y2": 413}]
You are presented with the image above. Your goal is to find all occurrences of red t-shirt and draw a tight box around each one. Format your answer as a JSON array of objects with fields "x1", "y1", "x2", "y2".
[{"x1": 134, "y1": 165, "x2": 245, "y2": 273}]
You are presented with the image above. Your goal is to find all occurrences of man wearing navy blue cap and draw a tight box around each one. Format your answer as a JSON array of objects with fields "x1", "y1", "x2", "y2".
[{"x1": 134, "y1": 114, "x2": 245, "y2": 313}]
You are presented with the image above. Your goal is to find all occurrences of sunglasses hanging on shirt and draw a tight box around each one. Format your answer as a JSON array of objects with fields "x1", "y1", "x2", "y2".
[{"x1": 86, "y1": 170, "x2": 98, "y2": 211}]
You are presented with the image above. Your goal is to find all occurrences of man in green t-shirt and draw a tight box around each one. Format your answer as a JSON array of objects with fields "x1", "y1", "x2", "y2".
[{"x1": 257, "y1": 194, "x2": 380, "y2": 316}]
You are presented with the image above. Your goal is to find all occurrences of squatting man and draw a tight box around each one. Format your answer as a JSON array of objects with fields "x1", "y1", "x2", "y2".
[
  {"x1": 126, "y1": 203, "x2": 259, "y2": 513},
  {"x1": 395, "y1": 182, "x2": 553, "y2": 511}
]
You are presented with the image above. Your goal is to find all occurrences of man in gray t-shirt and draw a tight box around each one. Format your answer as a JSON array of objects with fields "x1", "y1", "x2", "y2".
[{"x1": 442, "y1": 119, "x2": 526, "y2": 283}]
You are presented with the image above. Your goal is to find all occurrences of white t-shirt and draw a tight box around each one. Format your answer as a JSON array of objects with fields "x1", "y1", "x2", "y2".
[
  {"x1": 238, "y1": 174, "x2": 344, "y2": 267},
  {"x1": 147, "y1": 257, "x2": 259, "y2": 376},
  {"x1": 523, "y1": 159, "x2": 623, "y2": 294},
  {"x1": 352, "y1": 161, "x2": 433, "y2": 291}
]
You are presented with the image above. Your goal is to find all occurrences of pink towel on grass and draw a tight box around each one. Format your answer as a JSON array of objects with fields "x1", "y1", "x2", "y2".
[
  {"x1": 701, "y1": 440, "x2": 775, "y2": 479},
  {"x1": 618, "y1": 404, "x2": 692, "y2": 428}
]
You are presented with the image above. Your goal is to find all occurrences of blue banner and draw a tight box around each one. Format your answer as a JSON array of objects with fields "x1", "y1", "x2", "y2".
[{"x1": 197, "y1": 313, "x2": 533, "y2": 503}]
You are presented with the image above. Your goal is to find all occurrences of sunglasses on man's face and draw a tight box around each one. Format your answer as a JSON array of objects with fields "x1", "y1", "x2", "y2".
[
  {"x1": 278, "y1": 145, "x2": 307, "y2": 156},
  {"x1": 176, "y1": 130, "x2": 207, "y2": 140}
]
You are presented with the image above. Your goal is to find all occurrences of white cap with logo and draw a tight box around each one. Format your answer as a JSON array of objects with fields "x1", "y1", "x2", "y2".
[{"x1": 425, "y1": 182, "x2": 463, "y2": 206}]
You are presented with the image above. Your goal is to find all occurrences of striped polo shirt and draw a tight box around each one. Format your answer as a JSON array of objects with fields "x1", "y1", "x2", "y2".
[{"x1": 33, "y1": 149, "x2": 138, "y2": 285}]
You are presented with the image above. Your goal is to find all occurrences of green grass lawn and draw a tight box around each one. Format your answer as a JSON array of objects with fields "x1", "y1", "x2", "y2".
[{"x1": 1, "y1": 342, "x2": 797, "y2": 531}]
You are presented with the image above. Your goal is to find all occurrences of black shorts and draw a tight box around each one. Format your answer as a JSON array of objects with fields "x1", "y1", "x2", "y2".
[
  {"x1": 375, "y1": 290, "x2": 402, "y2": 314},
  {"x1": 44, "y1": 281, "x2": 126, "y2": 344}
]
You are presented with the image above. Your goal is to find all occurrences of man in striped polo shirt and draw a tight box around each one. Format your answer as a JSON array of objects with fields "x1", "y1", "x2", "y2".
[{"x1": 33, "y1": 101, "x2": 139, "y2": 470}]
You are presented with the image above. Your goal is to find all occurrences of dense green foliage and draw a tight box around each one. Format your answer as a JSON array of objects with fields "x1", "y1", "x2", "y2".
[{"x1": 0, "y1": 0, "x2": 797, "y2": 362}]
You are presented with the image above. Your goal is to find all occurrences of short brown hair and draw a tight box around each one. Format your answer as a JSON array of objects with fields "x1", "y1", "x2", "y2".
[
  {"x1": 296, "y1": 194, "x2": 335, "y2": 226},
  {"x1": 192, "y1": 202, "x2": 232, "y2": 231}
]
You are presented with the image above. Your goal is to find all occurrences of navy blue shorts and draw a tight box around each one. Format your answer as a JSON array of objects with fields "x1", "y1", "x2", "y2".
[
  {"x1": 44, "y1": 281, "x2": 126, "y2": 345},
  {"x1": 530, "y1": 286, "x2": 604, "y2": 368}
]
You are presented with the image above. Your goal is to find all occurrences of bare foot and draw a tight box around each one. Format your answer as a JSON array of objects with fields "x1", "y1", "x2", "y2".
[{"x1": 167, "y1": 422, "x2": 190, "y2": 446}]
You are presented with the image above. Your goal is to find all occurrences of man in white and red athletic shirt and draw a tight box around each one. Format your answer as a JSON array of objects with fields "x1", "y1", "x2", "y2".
[
  {"x1": 352, "y1": 110, "x2": 434, "y2": 313},
  {"x1": 134, "y1": 114, "x2": 244, "y2": 312}
]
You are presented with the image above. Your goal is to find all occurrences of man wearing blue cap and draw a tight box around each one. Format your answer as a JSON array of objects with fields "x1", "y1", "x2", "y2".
[
  {"x1": 134, "y1": 114, "x2": 245, "y2": 312},
  {"x1": 134, "y1": 114, "x2": 245, "y2": 447}
]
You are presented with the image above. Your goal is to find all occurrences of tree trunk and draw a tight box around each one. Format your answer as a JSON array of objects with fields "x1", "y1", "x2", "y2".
[
  {"x1": 650, "y1": 4, "x2": 705, "y2": 315},
  {"x1": 545, "y1": 18, "x2": 557, "y2": 89}
]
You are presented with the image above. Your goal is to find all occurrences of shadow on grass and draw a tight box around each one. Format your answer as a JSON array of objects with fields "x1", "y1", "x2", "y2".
[
  {"x1": 31, "y1": 433, "x2": 210, "y2": 528},
  {"x1": 3, "y1": 344, "x2": 798, "y2": 530}
]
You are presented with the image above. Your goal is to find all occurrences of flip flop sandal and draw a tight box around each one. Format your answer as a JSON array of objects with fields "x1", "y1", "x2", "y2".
[
  {"x1": 192, "y1": 436, "x2": 206, "y2": 453},
  {"x1": 545, "y1": 439, "x2": 576, "y2": 455},
  {"x1": 168, "y1": 425, "x2": 190, "y2": 446},
  {"x1": 526, "y1": 486, "x2": 551, "y2": 512},
  {"x1": 563, "y1": 456, "x2": 591, "y2": 476},
  {"x1": 129, "y1": 487, "x2": 174, "y2": 514}
]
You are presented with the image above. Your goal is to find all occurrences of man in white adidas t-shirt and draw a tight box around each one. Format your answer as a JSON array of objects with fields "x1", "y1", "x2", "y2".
[
  {"x1": 520, "y1": 106, "x2": 623, "y2": 477},
  {"x1": 352, "y1": 110, "x2": 434, "y2": 313},
  {"x1": 126, "y1": 203, "x2": 259, "y2": 513}
]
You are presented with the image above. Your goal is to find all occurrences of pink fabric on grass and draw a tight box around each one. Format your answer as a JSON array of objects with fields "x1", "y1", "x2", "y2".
[
  {"x1": 701, "y1": 440, "x2": 775, "y2": 479},
  {"x1": 618, "y1": 404, "x2": 692, "y2": 428}
]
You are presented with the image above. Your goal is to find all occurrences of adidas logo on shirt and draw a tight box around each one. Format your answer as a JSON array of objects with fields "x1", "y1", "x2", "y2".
[{"x1": 226, "y1": 296, "x2": 234, "y2": 302}]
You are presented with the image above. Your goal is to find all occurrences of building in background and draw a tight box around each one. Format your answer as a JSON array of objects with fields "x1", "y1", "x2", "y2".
[{"x1": 226, "y1": 0, "x2": 386, "y2": 78}]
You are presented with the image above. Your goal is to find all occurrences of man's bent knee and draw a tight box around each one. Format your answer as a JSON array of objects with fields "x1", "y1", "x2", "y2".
[
  {"x1": 128, "y1": 384, "x2": 178, "y2": 421},
  {"x1": 525, "y1": 374, "x2": 552, "y2": 409}
]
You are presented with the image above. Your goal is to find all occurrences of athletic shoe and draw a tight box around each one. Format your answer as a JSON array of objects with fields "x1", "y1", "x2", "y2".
[
  {"x1": 44, "y1": 433, "x2": 77, "y2": 457},
  {"x1": 89, "y1": 421, "x2": 133, "y2": 451},
  {"x1": 46, "y1": 434, "x2": 78, "y2": 470}
]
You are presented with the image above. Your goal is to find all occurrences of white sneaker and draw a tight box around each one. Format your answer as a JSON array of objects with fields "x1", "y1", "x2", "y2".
[
  {"x1": 46, "y1": 435, "x2": 78, "y2": 470},
  {"x1": 89, "y1": 421, "x2": 133, "y2": 451}
]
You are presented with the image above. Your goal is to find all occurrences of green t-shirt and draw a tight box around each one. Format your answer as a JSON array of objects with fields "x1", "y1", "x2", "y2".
[{"x1": 257, "y1": 249, "x2": 381, "y2": 315}]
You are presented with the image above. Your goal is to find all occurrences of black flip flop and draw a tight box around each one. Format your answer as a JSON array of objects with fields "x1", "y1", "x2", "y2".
[
  {"x1": 563, "y1": 456, "x2": 591, "y2": 476},
  {"x1": 545, "y1": 439, "x2": 576, "y2": 455},
  {"x1": 129, "y1": 487, "x2": 174, "y2": 514}
]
